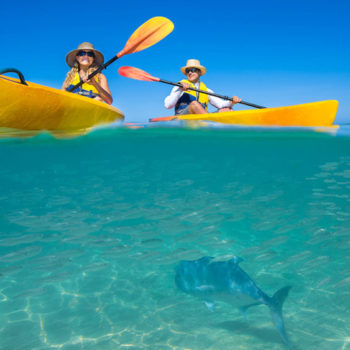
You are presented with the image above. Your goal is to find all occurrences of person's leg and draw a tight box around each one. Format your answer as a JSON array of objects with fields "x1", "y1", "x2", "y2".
[
  {"x1": 218, "y1": 107, "x2": 231, "y2": 113},
  {"x1": 188, "y1": 101, "x2": 208, "y2": 114}
]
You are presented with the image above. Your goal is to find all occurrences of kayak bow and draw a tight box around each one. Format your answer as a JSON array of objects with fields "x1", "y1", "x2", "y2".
[{"x1": 0, "y1": 73, "x2": 124, "y2": 133}]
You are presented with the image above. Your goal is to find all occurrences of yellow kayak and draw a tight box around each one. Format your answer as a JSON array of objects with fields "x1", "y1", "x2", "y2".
[
  {"x1": 150, "y1": 100, "x2": 338, "y2": 127},
  {"x1": 0, "y1": 71, "x2": 124, "y2": 134}
]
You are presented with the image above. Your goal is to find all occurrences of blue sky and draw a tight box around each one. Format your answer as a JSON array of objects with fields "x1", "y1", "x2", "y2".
[{"x1": 1, "y1": 0, "x2": 349, "y2": 124}]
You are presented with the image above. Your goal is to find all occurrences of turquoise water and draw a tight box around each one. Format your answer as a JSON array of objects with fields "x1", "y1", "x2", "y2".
[{"x1": 1, "y1": 126, "x2": 350, "y2": 349}]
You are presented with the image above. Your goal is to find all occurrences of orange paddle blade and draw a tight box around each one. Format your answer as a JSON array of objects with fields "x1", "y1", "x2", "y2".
[
  {"x1": 117, "y1": 17, "x2": 174, "y2": 57},
  {"x1": 149, "y1": 116, "x2": 177, "y2": 122},
  {"x1": 118, "y1": 66, "x2": 160, "y2": 82}
]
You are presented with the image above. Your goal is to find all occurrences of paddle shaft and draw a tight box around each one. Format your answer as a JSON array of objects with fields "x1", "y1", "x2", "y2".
[
  {"x1": 159, "y1": 79, "x2": 266, "y2": 109},
  {"x1": 67, "y1": 17, "x2": 174, "y2": 93},
  {"x1": 68, "y1": 55, "x2": 120, "y2": 92}
]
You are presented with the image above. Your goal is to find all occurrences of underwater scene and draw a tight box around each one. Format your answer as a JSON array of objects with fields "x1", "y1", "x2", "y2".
[{"x1": 1, "y1": 126, "x2": 350, "y2": 349}]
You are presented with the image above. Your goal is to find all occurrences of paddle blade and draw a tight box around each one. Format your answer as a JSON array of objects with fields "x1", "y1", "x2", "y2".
[
  {"x1": 117, "y1": 17, "x2": 174, "y2": 57},
  {"x1": 118, "y1": 66, "x2": 160, "y2": 82},
  {"x1": 149, "y1": 116, "x2": 176, "y2": 122}
]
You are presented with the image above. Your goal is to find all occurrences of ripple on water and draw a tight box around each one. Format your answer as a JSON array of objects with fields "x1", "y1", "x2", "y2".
[
  {"x1": 0, "y1": 246, "x2": 42, "y2": 263},
  {"x1": 0, "y1": 233, "x2": 44, "y2": 247}
]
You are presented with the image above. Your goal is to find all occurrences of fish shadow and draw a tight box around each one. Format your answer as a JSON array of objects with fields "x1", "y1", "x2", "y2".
[{"x1": 215, "y1": 320, "x2": 286, "y2": 346}]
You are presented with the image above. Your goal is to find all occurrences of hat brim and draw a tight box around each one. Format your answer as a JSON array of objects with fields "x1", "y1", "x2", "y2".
[
  {"x1": 181, "y1": 65, "x2": 206, "y2": 76},
  {"x1": 66, "y1": 49, "x2": 104, "y2": 68}
]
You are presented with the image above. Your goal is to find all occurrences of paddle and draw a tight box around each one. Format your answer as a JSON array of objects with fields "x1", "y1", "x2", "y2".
[
  {"x1": 118, "y1": 66, "x2": 266, "y2": 109},
  {"x1": 68, "y1": 17, "x2": 174, "y2": 92}
]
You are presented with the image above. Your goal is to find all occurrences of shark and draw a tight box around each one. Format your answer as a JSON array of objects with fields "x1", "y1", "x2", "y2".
[{"x1": 175, "y1": 256, "x2": 292, "y2": 347}]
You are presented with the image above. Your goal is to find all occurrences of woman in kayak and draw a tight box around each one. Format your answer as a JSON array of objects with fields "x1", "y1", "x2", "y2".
[
  {"x1": 62, "y1": 42, "x2": 113, "y2": 104},
  {"x1": 164, "y1": 59, "x2": 241, "y2": 115}
]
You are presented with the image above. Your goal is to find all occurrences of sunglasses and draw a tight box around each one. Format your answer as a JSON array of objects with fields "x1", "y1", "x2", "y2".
[
  {"x1": 186, "y1": 68, "x2": 200, "y2": 74},
  {"x1": 77, "y1": 51, "x2": 95, "y2": 57}
]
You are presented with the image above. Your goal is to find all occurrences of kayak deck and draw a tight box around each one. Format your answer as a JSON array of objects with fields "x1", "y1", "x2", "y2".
[
  {"x1": 150, "y1": 100, "x2": 338, "y2": 127},
  {"x1": 0, "y1": 74, "x2": 124, "y2": 131}
]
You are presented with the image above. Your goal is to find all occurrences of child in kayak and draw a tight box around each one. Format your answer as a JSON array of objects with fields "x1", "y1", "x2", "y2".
[
  {"x1": 62, "y1": 42, "x2": 113, "y2": 104},
  {"x1": 164, "y1": 59, "x2": 241, "y2": 115}
]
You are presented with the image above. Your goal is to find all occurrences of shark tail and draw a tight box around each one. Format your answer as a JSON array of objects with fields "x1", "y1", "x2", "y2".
[{"x1": 269, "y1": 286, "x2": 292, "y2": 347}]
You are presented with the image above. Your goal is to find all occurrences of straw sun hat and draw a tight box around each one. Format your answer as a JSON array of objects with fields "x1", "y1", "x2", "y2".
[
  {"x1": 66, "y1": 42, "x2": 104, "y2": 68},
  {"x1": 180, "y1": 59, "x2": 207, "y2": 76}
]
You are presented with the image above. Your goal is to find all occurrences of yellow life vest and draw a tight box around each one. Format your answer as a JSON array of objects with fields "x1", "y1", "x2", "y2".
[
  {"x1": 67, "y1": 72, "x2": 100, "y2": 98},
  {"x1": 180, "y1": 79, "x2": 209, "y2": 108}
]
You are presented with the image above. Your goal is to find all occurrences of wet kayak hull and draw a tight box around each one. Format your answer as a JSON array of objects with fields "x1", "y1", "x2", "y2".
[
  {"x1": 0, "y1": 75, "x2": 124, "y2": 132},
  {"x1": 150, "y1": 100, "x2": 338, "y2": 127}
]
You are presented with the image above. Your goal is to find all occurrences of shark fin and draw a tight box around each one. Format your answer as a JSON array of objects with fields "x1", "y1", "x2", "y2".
[
  {"x1": 229, "y1": 256, "x2": 243, "y2": 265},
  {"x1": 239, "y1": 302, "x2": 261, "y2": 319},
  {"x1": 204, "y1": 301, "x2": 215, "y2": 312},
  {"x1": 196, "y1": 284, "x2": 215, "y2": 292},
  {"x1": 269, "y1": 286, "x2": 292, "y2": 347}
]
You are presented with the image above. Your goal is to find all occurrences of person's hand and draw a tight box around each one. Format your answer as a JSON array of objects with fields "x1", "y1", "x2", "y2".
[
  {"x1": 231, "y1": 96, "x2": 241, "y2": 105},
  {"x1": 180, "y1": 82, "x2": 190, "y2": 91},
  {"x1": 89, "y1": 79, "x2": 98, "y2": 87},
  {"x1": 81, "y1": 75, "x2": 98, "y2": 87},
  {"x1": 86, "y1": 78, "x2": 98, "y2": 87}
]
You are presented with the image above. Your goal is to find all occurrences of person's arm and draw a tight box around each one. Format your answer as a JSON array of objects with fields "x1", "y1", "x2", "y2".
[
  {"x1": 86, "y1": 74, "x2": 113, "y2": 104},
  {"x1": 208, "y1": 88, "x2": 241, "y2": 109},
  {"x1": 164, "y1": 86, "x2": 184, "y2": 109}
]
